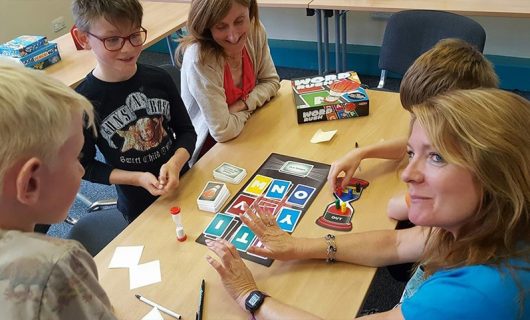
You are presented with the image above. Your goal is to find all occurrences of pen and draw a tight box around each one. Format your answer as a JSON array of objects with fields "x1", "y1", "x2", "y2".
[
  {"x1": 135, "y1": 294, "x2": 182, "y2": 319},
  {"x1": 196, "y1": 279, "x2": 205, "y2": 320}
]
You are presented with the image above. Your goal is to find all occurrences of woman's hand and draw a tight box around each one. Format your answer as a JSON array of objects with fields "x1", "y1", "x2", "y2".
[
  {"x1": 206, "y1": 239, "x2": 258, "y2": 309},
  {"x1": 228, "y1": 99, "x2": 248, "y2": 113},
  {"x1": 241, "y1": 203, "x2": 301, "y2": 260}
]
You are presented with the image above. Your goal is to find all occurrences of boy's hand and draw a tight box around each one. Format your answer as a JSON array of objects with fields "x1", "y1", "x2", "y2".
[
  {"x1": 138, "y1": 172, "x2": 165, "y2": 196},
  {"x1": 327, "y1": 148, "x2": 362, "y2": 193},
  {"x1": 158, "y1": 162, "x2": 180, "y2": 192}
]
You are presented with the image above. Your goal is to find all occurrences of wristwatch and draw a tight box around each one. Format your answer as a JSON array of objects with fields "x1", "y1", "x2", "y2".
[{"x1": 245, "y1": 290, "x2": 268, "y2": 314}]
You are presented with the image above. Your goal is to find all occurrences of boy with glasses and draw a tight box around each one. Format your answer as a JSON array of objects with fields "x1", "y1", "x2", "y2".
[{"x1": 72, "y1": 0, "x2": 196, "y2": 222}]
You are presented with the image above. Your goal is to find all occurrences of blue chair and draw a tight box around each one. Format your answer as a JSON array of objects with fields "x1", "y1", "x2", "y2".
[
  {"x1": 67, "y1": 208, "x2": 127, "y2": 256},
  {"x1": 377, "y1": 10, "x2": 486, "y2": 89}
]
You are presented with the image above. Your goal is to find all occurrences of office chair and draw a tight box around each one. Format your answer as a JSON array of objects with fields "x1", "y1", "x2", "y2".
[
  {"x1": 377, "y1": 10, "x2": 486, "y2": 89},
  {"x1": 159, "y1": 63, "x2": 181, "y2": 94},
  {"x1": 66, "y1": 147, "x2": 118, "y2": 225},
  {"x1": 67, "y1": 208, "x2": 128, "y2": 256}
]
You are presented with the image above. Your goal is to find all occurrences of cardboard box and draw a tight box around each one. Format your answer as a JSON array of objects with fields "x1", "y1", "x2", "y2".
[
  {"x1": 291, "y1": 71, "x2": 369, "y2": 124},
  {"x1": 17, "y1": 42, "x2": 61, "y2": 70},
  {"x1": 0, "y1": 35, "x2": 48, "y2": 58}
]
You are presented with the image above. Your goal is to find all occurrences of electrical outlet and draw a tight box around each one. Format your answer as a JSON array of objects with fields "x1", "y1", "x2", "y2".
[
  {"x1": 370, "y1": 12, "x2": 393, "y2": 20},
  {"x1": 52, "y1": 16, "x2": 66, "y2": 33}
]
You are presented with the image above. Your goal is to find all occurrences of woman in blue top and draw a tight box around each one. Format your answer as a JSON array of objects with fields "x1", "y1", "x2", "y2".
[{"x1": 205, "y1": 88, "x2": 530, "y2": 319}]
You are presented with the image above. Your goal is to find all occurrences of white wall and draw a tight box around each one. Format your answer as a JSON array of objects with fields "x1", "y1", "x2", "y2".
[
  {"x1": 1, "y1": 3, "x2": 528, "y2": 59},
  {"x1": 0, "y1": 0, "x2": 73, "y2": 43},
  {"x1": 260, "y1": 8, "x2": 530, "y2": 59}
]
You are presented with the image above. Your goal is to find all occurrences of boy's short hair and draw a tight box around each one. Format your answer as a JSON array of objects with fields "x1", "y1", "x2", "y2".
[
  {"x1": 0, "y1": 59, "x2": 94, "y2": 187},
  {"x1": 399, "y1": 38, "x2": 499, "y2": 111},
  {"x1": 72, "y1": 0, "x2": 143, "y2": 32}
]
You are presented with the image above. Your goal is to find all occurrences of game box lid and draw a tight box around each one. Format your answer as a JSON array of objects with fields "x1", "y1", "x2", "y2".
[
  {"x1": 0, "y1": 35, "x2": 48, "y2": 58},
  {"x1": 291, "y1": 71, "x2": 369, "y2": 124},
  {"x1": 5, "y1": 42, "x2": 62, "y2": 70}
]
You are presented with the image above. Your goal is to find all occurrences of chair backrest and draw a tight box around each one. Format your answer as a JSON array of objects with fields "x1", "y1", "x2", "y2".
[
  {"x1": 67, "y1": 208, "x2": 127, "y2": 256},
  {"x1": 159, "y1": 64, "x2": 181, "y2": 94},
  {"x1": 379, "y1": 10, "x2": 486, "y2": 77}
]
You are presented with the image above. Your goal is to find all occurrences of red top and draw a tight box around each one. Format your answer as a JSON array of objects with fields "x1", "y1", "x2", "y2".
[
  {"x1": 198, "y1": 47, "x2": 256, "y2": 159},
  {"x1": 223, "y1": 46, "x2": 256, "y2": 105},
  {"x1": 170, "y1": 207, "x2": 181, "y2": 215}
]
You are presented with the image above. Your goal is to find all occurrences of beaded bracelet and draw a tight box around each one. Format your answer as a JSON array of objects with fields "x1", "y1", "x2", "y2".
[{"x1": 325, "y1": 234, "x2": 337, "y2": 263}]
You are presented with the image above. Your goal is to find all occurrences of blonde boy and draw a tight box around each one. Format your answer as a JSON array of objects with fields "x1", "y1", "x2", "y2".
[{"x1": 0, "y1": 60, "x2": 116, "y2": 319}]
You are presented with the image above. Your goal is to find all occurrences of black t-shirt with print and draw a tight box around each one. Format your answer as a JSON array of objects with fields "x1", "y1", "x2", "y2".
[{"x1": 76, "y1": 64, "x2": 196, "y2": 221}]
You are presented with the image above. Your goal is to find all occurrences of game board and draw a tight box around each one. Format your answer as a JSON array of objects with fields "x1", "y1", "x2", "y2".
[{"x1": 196, "y1": 153, "x2": 330, "y2": 267}]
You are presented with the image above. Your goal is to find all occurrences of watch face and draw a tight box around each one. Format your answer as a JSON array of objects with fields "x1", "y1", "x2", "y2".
[
  {"x1": 248, "y1": 293, "x2": 260, "y2": 306},
  {"x1": 245, "y1": 291, "x2": 266, "y2": 313}
]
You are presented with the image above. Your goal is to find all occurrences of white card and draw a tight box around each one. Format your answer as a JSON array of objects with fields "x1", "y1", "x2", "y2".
[
  {"x1": 214, "y1": 162, "x2": 244, "y2": 179},
  {"x1": 108, "y1": 246, "x2": 144, "y2": 269},
  {"x1": 310, "y1": 129, "x2": 337, "y2": 143},
  {"x1": 141, "y1": 307, "x2": 164, "y2": 320},
  {"x1": 129, "y1": 260, "x2": 162, "y2": 290}
]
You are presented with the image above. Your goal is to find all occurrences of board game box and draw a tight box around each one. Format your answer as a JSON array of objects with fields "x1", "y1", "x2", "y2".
[
  {"x1": 16, "y1": 42, "x2": 61, "y2": 70},
  {"x1": 196, "y1": 153, "x2": 330, "y2": 267},
  {"x1": 0, "y1": 35, "x2": 48, "y2": 58},
  {"x1": 291, "y1": 71, "x2": 369, "y2": 124}
]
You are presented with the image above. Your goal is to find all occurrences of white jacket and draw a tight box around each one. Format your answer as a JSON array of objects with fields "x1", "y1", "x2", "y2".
[{"x1": 181, "y1": 21, "x2": 280, "y2": 164}]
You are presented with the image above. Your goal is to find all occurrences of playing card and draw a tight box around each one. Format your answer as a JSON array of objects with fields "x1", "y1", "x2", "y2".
[
  {"x1": 197, "y1": 181, "x2": 230, "y2": 212},
  {"x1": 214, "y1": 162, "x2": 244, "y2": 179},
  {"x1": 279, "y1": 161, "x2": 314, "y2": 177},
  {"x1": 198, "y1": 181, "x2": 224, "y2": 202}
]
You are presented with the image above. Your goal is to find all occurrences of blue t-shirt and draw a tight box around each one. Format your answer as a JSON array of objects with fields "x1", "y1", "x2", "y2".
[{"x1": 401, "y1": 262, "x2": 529, "y2": 319}]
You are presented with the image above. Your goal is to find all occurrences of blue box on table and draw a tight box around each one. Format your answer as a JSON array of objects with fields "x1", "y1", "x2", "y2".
[
  {"x1": 16, "y1": 42, "x2": 62, "y2": 70},
  {"x1": 0, "y1": 35, "x2": 48, "y2": 57}
]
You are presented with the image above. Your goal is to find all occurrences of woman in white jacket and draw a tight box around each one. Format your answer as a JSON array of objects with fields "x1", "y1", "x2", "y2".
[{"x1": 177, "y1": 0, "x2": 280, "y2": 164}]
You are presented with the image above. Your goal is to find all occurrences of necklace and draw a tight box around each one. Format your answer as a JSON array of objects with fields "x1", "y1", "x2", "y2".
[{"x1": 226, "y1": 55, "x2": 242, "y2": 69}]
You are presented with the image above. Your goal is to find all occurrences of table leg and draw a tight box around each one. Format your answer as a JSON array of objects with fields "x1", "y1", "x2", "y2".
[
  {"x1": 316, "y1": 9, "x2": 323, "y2": 75},
  {"x1": 166, "y1": 35, "x2": 176, "y2": 66},
  {"x1": 335, "y1": 10, "x2": 341, "y2": 72},
  {"x1": 323, "y1": 10, "x2": 330, "y2": 74},
  {"x1": 341, "y1": 10, "x2": 347, "y2": 72}
]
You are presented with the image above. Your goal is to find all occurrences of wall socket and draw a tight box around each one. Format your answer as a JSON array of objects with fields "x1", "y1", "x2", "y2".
[
  {"x1": 52, "y1": 16, "x2": 66, "y2": 33},
  {"x1": 370, "y1": 12, "x2": 393, "y2": 20}
]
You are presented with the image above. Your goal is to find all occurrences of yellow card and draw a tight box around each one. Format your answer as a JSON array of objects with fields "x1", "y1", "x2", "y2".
[{"x1": 244, "y1": 175, "x2": 273, "y2": 196}]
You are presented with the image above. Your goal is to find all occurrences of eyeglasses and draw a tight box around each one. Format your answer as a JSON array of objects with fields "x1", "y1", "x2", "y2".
[{"x1": 87, "y1": 27, "x2": 147, "y2": 51}]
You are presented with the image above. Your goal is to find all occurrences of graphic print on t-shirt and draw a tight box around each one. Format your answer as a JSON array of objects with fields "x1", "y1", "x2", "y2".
[
  {"x1": 98, "y1": 91, "x2": 173, "y2": 159},
  {"x1": 116, "y1": 116, "x2": 167, "y2": 152}
]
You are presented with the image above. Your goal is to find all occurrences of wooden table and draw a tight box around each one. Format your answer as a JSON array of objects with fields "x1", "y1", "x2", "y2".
[
  {"x1": 144, "y1": 0, "x2": 312, "y2": 9},
  {"x1": 309, "y1": 0, "x2": 530, "y2": 17},
  {"x1": 44, "y1": 1, "x2": 190, "y2": 88},
  {"x1": 94, "y1": 80, "x2": 410, "y2": 319}
]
